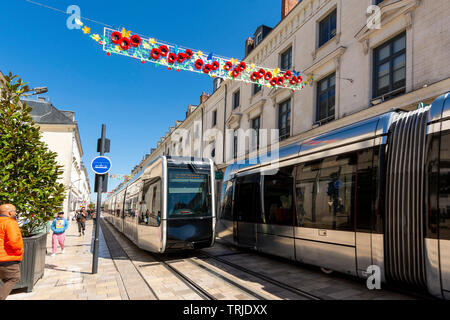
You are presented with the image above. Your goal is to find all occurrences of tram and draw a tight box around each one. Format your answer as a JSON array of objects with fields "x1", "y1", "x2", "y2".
[
  {"x1": 103, "y1": 156, "x2": 216, "y2": 253},
  {"x1": 217, "y1": 92, "x2": 450, "y2": 299}
]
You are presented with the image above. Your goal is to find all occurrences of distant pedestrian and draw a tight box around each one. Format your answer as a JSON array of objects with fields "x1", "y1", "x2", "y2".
[
  {"x1": 0, "y1": 204, "x2": 24, "y2": 300},
  {"x1": 76, "y1": 210, "x2": 87, "y2": 236},
  {"x1": 50, "y1": 212, "x2": 68, "y2": 257}
]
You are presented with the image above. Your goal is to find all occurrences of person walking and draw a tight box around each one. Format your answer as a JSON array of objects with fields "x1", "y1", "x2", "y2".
[
  {"x1": 0, "y1": 204, "x2": 24, "y2": 300},
  {"x1": 76, "y1": 210, "x2": 87, "y2": 236},
  {"x1": 50, "y1": 212, "x2": 68, "y2": 257}
]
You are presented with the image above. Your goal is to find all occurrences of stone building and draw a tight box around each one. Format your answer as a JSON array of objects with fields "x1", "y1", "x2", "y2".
[{"x1": 120, "y1": 0, "x2": 450, "y2": 196}]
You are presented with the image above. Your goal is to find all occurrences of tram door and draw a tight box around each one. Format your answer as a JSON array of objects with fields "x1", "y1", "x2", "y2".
[{"x1": 234, "y1": 174, "x2": 260, "y2": 249}]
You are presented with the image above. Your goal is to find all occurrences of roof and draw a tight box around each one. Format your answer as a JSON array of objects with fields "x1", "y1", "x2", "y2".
[{"x1": 21, "y1": 98, "x2": 75, "y2": 125}]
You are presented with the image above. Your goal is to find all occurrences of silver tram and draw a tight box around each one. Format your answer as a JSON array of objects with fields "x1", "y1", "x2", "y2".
[
  {"x1": 217, "y1": 92, "x2": 450, "y2": 299},
  {"x1": 103, "y1": 156, "x2": 216, "y2": 253}
]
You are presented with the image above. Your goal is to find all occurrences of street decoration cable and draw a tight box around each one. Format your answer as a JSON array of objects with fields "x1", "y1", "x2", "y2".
[{"x1": 76, "y1": 19, "x2": 313, "y2": 91}]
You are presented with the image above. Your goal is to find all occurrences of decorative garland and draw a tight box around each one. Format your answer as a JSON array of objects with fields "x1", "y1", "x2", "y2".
[
  {"x1": 109, "y1": 174, "x2": 131, "y2": 181},
  {"x1": 76, "y1": 19, "x2": 313, "y2": 91}
]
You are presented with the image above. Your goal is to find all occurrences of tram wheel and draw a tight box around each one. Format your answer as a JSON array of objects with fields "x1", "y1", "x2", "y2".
[{"x1": 320, "y1": 267, "x2": 334, "y2": 274}]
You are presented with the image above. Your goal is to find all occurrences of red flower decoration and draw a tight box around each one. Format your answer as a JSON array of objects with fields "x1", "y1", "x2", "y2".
[
  {"x1": 283, "y1": 71, "x2": 292, "y2": 79},
  {"x1": 185, "y1": 49, "x2": 193, "y2": 60},
  {"x1": 258, "y1": 69, "x2": 266, "y2": 78},
  {"x1": 211, "y1": 61, "x2": 220, "y2": 70},
  {"x1": 106, "y1": 52, "x2": 111, "y2": 56},
  {"x1": 194, "y1": 59, "x2": 204, "y2": 69},
  {"x1": 150, "y1": 48, "x2": 161, "y2": 60},
  {"x1": 277, "y1": 77, "x2": 285, "y2": 86},
  {"x1": 238, "y1": 62, "x2": 246, "y2": 71},
  {"x1": 159, "y1": 45, "x2": 169, "y2": 57},
  {"x1": 203, "y1": 64, "x2": 212, "y2": 74},
  {"x1": 232, "y1": 68, "x2": 240, "y2": 78},
  {"x1": 168, "y1": 53, "x2": 177, "y2": 64},
  {"x1": 111, "y1": 31, "x2": 122, "y2": 44},
  {"x1": 270, "y1": 78, "x2": 278, "y2": 86},
  {"x1": 224, "y1": 61, "x2": 233, "y2": 71},
  {"x1": 130, "y1": 35, "x2": 141, "y2": 47},
  {"x1": 298, "y1": 76, "x2": 303, "y2": 83},
  {"x1": 264, "y1": 72, "x2": 273, "y2": 81},
  {"x1": 251, "y1": 72, "x2": 260, "y2": 81},
  {"x1": 289, "y1": 76, "x2": 298, "y2": 85},
  {"x1": 120, "y1": 37, "x2": 131, "y2": 50},
  {"x1": 177, "y1": 52, "x2": 186, "y2": 63}
]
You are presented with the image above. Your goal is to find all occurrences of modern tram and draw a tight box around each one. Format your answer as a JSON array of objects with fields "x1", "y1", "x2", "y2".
[
  {"x1": 217, "y1": 92, "x2": 450, "y2": 299},
  {"x1": 103, "y1": 156, "x2": 216, "y2": 253}
]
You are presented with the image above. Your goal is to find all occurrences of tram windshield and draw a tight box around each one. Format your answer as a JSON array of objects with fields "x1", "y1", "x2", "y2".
[{"x1": 167, "y1": 168, "x2": 211, "y2": 218}]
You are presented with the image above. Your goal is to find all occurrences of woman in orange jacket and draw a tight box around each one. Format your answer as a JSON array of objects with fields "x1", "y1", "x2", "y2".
[{"x1": 0, "y1": 204, "x2": 24, "y2": 300}]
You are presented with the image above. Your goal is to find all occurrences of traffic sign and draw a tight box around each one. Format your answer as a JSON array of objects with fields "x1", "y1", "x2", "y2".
[{"x1": 91, "y1": 156, "x2": 112, "y2": 175}]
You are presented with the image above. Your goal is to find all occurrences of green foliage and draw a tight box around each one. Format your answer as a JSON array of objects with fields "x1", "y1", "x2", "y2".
[{"x1": 0, "y1": 72, "x2": 66, "y2": 237}]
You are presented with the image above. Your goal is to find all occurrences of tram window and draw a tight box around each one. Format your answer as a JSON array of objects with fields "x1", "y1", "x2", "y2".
[
  {"x1": 356, "y1": 148, "x2": 375, "y2": 232},
  {"x1": 263, "y1": 171, "x2": 294, "y2": 226},
  {"x1": 426, "y1": 133, "x2": 440, "y2": 238},
  {"x1": 439, "y1": 132, "x2": 450, "y2": 240},
  {"x1": 296, "y1": 153, "x2": 356, "y2": 231},
  {"x1": 167, "y1": 169, "x2": 211, "y2": 218},
  {"x1": 221, "y1": 181, "x2": 234, "y2": 220},
  {"x1": 235, "y1": 174, "x2": 261, "y2": 223}
]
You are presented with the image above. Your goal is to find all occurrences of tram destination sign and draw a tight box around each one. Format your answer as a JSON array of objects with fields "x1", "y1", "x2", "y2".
[{"x1": 91, "y1": 156, "x2": 112, "y2": 175}]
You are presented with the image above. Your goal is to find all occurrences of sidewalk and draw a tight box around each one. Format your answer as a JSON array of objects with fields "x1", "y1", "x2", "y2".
[{"x1": 7, "y1": 219, "x2": 127, "y2": 300}]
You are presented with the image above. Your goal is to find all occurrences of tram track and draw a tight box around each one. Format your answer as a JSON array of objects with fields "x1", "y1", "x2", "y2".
[
  {"x1": 199, "y1": 249, "x2": 322, "y2": 300},
  {"x1": 102, "y1": 218, "x2": 270, "y2": 300}
]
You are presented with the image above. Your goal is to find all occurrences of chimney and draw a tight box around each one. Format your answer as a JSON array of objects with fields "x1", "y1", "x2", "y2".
[
  {"x1": 281, "y1": 0, "x2": 298, "y2": 20},
  {"x1": 245, "y1": 37, "x2": 254, "y2": 57},
  {"x1": 200, "y1": 92, "x2": 209, "y2": 104}
]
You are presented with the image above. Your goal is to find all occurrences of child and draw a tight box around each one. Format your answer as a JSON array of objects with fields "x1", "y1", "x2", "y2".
[{"x1": 50, "y1": 212, "x2": 68, "y2": 257}]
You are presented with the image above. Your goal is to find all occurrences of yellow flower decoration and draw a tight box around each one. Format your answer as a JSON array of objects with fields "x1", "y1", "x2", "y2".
[
  {"x1": 82, "y1": 26, "x2": 91, "y2": 34},
  {"x1": 121, "y1": 27, "x2": 131, "y2": 38},
  {"x1": 197, "y1": 50, "x2": 203, "y2": 56},
  {"x1": 230, "y1": 58, "x2": 238, "y2": 65},
  {"x1": 250, "y1": 63, "x2": 256, "y2": 69},
  {"x1": 142, "y1": 41, "x2": 150, "y2": 49},
  {"x1": 160, "y1": 58, "x2": 167, "y2": 65},
  {"x1": 273, "y1": 68, "x2": 280, "y2": 76},
  {"x1": 91, "y1": 34, "x2": 100, "y2": 42},
  {"x1": 149, "y1": 38, "x2": 156, "y2": 45},
  {"x1": 115, "y1": 45, "x2": 121, "y2": 52}
]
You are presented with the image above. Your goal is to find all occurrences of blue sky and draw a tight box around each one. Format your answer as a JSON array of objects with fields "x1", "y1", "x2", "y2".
[{"x1": 1, "y1": 0, "x2": 281, "y2": 201}]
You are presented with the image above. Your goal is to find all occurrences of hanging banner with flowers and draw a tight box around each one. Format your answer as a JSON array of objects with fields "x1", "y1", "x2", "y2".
[
  {"x1": 76, "y1": 19, "x2": 313, "y2": 91},
  {"x1": 109, "y1": 174, "x2": 131, "y2": 181}
]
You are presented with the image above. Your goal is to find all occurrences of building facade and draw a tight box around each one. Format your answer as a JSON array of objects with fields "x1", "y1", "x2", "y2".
[
  {"x1": 117, "y1": 0, "x2": 450, "y2": 198},
  {"x1": 22, "y1": 97, "x2": 91, "y2": 217}
]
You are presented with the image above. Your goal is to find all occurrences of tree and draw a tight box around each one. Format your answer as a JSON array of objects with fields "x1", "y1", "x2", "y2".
[{"x1": 0, "y1": 73, "x2": 66, "y2": 237}]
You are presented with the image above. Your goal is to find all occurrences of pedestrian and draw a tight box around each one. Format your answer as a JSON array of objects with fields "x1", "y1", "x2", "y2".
[
  {"x1": 76, "y1": 209, "x2": 87, "y2": 236},
  {"x1": 0, "y1": 204, "x2": 24, "y2": 300},
  {"x1": 50, "y1": 212, "x2": 68, "y2": 257}
]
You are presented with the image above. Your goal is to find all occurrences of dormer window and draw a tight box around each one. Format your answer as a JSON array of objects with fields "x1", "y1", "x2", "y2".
[{"x1": 255, "y1": 32, "x2": 263, "y2": 46}]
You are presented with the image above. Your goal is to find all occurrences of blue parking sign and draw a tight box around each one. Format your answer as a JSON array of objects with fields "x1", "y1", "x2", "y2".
[{"x1": 91, "y1": 156, "x2": 112, "y2": 175}]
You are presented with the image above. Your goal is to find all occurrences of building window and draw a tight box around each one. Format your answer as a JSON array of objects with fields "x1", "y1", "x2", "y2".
[
  {"x1": 211, "y1": 140, "x2": 216, "y2": 158},
  {"x1": 280, "y1": 47, "x2": 292, "y2": 70},
  {"x1": 212, "y1": 110, "x2": 217, "y2": 127},
  {"x1": 233, "y1": 130, "x2": 238, "y2": 159},
  {"x1": 213, "y1": 77, "x2": 222, "y2": 92},
  {"x1": 375, "y1": 0, "x2": 384, "y2": 5},
  {"x1": 233, "y1": 90, "x2": 240, "y2": 109},
  {"x1": 278, "y1": 100, "x2": 291, "y2": 141},
  {"x1": 373, "y1": 32, "x2": 406, "y2": 100},
  {"x1": 252, "y1": 83, "x2": 262, "y2": 95},
  {"x1": 255, "y1": 32, "x2": 263, "y2": 46},
  {"x1": 316, "y1": 73, "x2": 335, "y2": 125},
  {"x1": 319, "y1": 9, "x2": 337, "y2": 47},
  {"x1": 251, "y1": 116, "x2": 261, "y2": 150}
]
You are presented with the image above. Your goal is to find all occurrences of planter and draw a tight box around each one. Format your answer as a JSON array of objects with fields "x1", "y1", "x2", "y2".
[{"x1": 13, "y1": 232, "x2": 47, "y2": 293}]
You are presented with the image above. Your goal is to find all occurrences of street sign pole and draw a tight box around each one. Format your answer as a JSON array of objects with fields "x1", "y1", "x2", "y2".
[{"x1": 92, "y1": 124, "x2": 106, "y2": 274}]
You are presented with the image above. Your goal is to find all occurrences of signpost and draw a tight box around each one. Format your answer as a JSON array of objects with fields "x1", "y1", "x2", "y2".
[{"x1": 91, "y1": 124, "x2": 110, "y2": 274}]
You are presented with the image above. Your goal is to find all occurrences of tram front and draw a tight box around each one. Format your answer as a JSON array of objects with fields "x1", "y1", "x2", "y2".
[{"x1": 163, "y1": 158, "x2": 215, "y2": 251}]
